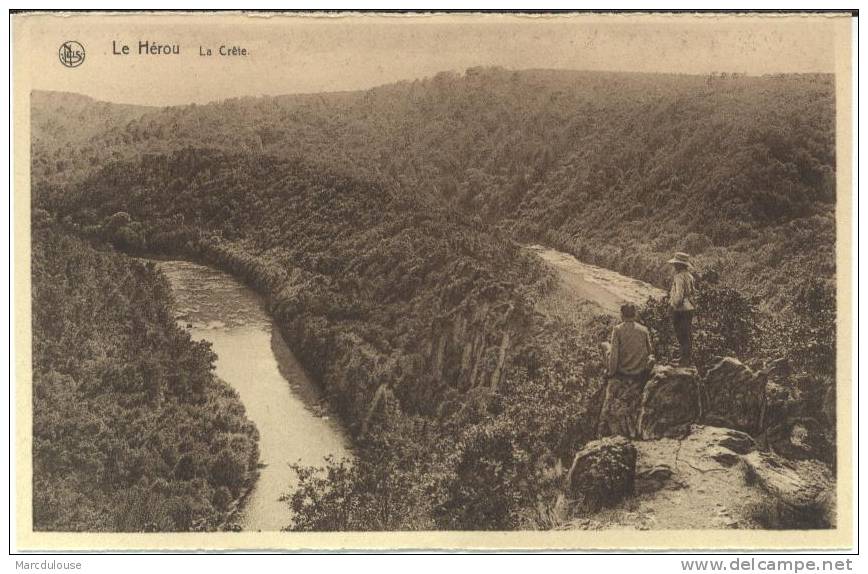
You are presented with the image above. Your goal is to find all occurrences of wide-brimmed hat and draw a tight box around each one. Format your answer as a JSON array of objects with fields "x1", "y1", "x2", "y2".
[{"x1": 667, "y1": 252, "x2": 693, "y2": 268}]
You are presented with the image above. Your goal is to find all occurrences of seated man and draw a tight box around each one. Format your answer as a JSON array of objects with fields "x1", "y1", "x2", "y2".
[
  {"x1": 606, "y1": 303, "x2": 654, "y2": 379},
  {"x1": 597, "y1": 303, "x2": 654, "y2": 438}
]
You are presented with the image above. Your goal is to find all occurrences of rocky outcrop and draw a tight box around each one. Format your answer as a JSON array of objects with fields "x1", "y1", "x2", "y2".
[
  {"x1": 702, "y1": 357, "x2": 766, "y2": 434},
  {"x1": 561, "y1": 420, "x2": 838, "y2": 531},
  {"x1": 596, "y1": 352, "x2": 836, "y2": 468},
  {"x1": 568, "y1": 425, "x2": 768, "y2": 530},
  {"x1": 597, "y1": 376, "x2": 645, "y2": 438},
  {"x1": 637, "y1": 365, "x2": 700, "y2": 439},
  {"x1": 690, "y1": 424, "x2": 756, "y2": 467},
  {"x1": 636, "y1": 424, "x2": 835, "y2": 529},
  {"x1": 742, "y1": 450, "x2": 836, "y2": 528},
  {"x1": 764, "y1": 374, "x2": 836, "y2": 464},
  {"x1": 567, "y1": 436, "x2": 637, "y2": 511},
  {"x1": 702, "y1": 358, "x2": 835, "y2": 465},
  {"x1": 428, "y1": 300, "x2": 524, "y2": 394},
  {"x1": 635, "y1": 425, "x2": 756, "y2": 497}
]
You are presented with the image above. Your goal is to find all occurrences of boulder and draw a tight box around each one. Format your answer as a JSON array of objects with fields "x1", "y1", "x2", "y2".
[
  {"x1": 702, "y1": 357, "x2": 766, "y2": 434},
  {"x1": 742, "y1": 450, "x2": 835, "y2": 528},
  {"x1": 767, "y1": 416, "x2": 835, "y2": 464},
  {"x1": 597, "y1": 375, "x2": 645, "y2": 439},
  {"x1": 637, "y1": 365, "x2": 700, "y2": 439},
  {"x1": 680, "y1": 425, "x2": 757, "y2": 468},
  {"x1": 640, "y1": 425, "x2": 756, "y2": 477},
  {"x1": 566, "y1": 436, "x2": 637, "y2": 511},
  {"x1": 763, "y1": 373, "x2": 836, "y2": 463}
]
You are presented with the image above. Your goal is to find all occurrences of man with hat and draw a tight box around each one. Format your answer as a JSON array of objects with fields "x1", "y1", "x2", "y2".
[{"x1": 668, "y1": 252, "x2": 696, "y2": 366}]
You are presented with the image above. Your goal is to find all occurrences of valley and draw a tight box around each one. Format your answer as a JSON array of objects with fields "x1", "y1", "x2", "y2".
[{"x1": 29, "y1": 68, "x2": 838, "y2": 532}]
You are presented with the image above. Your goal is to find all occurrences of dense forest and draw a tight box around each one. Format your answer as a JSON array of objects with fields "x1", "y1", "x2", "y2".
[
  {"x1": 34, "y1": 150, "x2": 624, "y2": 529},
  {"x1": 33, "y1": 69, "x2": 836, "y2": 309},
  {"x1": 31, "y1": 223, "x2": 259, "y2": 531},
  {"x1": 30, "y1": 68, "x2": 837, "y2": 530}
]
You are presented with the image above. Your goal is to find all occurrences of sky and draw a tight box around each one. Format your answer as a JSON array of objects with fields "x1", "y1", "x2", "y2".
[{"x1": 15, "y1": 12, "x2": 848, "y2": 106}]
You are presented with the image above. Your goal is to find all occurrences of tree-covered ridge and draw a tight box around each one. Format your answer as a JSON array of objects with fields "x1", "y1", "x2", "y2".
[
  {"x1": 40, "y1": 149, "x2": 553, "y2": 421},
  {"x1": 36, "y1": 144, "x2": 834, "y2": 530},
  {"x1": 31, "y1": 69, "x2": 836, "y2": 309},
  {"x1": 31, "y1": 224, "x2": 259, "y2": 531},
  {"x1": 30, "y1": 91, "x2": 152, "y2": 187},
  {"x1": 29, "y1": 68, "x2": 838, "y2": 530}
]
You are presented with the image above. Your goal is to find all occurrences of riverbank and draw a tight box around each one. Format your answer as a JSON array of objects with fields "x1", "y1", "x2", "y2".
[
  {"x1": 156, "y1": 259, "x2": 350, "y2": 532},
  {"x1": 31, "y1": 226, "x2": 260, "y2": 532}
]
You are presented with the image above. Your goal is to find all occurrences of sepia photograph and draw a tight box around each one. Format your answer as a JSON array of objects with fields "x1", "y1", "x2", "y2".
[{"x1": 10, "y1": 9, "x2": 855, "y2": 552}]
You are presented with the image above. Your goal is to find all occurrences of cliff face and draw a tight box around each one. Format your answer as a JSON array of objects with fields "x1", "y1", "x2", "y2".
[
  {"x1": 122, "y1": 222, "x2": 545, "y2": 431},
  {"x1": 259, "y1": 252, "x2": 536, "y2": 424},
  {"x1": 584, "y1": 359, "x2": 836, "y2": 530},
  {"x1": 429, "y1": 300, "x2": 523, "y2": 393}
]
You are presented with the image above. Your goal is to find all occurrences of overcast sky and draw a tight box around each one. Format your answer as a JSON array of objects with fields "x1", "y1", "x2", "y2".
[{"x1": 18, "y1": 12, "x2": 846, "y2": 106}]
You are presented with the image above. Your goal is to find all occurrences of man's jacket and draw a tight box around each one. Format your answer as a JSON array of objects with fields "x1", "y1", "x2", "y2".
[
  {"x1": 669, "y1": 270, "x2": 696, "y2": 311},
  {"x1": 607, "y1": 320, "x2": 653, "y2": 377}
]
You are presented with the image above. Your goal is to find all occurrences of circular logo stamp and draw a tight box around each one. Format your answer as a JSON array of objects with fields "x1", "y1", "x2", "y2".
[{"x1": 59, "y1": 41, "x2": 85, "y2": 68}]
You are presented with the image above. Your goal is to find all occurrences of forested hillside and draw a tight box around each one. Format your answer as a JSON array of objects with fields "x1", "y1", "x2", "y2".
[
  {"x1": 30, "y1": 68, "x2": 838, "y2": 530},
  {"x1": 31, "y1": 223, "x2": 259, "y2": 531},
  {"x1": 30, "y1": 91, "x2": 151, "y2": 187},
  {"x1": 37, "y1": 150, "x2": 556, "y2": 421},
  {"x1": 35, "y1": 149, "x2": 830, "y2": 530},
  {"x1": 35, "y1": 147, "x2": 616, "y2": 528},
  {"x1": 32, "y1": 69, "x2": 836, "y2": 309}
]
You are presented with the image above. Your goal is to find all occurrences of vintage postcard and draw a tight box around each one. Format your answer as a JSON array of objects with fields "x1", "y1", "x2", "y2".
[{"x1": 11, "y1": 10, "x2": 855, "y2": 551}]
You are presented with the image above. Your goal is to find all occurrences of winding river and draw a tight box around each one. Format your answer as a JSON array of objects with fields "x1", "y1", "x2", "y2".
[
  {"x1": 153, "y1": 246, "x2": 658, "y2": 531},
  {"x1": 156, "y1": 260, "x2": 349, "y2": 532}
]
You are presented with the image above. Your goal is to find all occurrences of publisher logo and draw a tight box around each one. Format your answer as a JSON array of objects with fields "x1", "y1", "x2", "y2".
[{"x1": 59, "y1": 41, "x2": 85, "y2": 68}]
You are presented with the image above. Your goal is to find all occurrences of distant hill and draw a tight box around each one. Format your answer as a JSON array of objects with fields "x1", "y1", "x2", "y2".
[
  {"x1": 30, "y1": 91, "x2": 152, "y2": 186},
  {"x1": 31, "y1": 68, "x2": 836, "y2": 309}
]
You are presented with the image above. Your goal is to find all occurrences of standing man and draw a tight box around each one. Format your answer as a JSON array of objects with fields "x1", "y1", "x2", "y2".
[{"x1": 668, "y1": 252, "x2": 696, "y2": 366}]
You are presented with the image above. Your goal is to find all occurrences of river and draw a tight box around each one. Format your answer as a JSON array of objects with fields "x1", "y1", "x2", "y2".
[
  {"x1": 156, "y1": 260, "x2": 350, "y2": 532},
  {"x1": 526, "y1": 244, "x2": 665, "y2": 315},
  {"x1": 154, "y1": 247, "x2": 658, "y2": 530}
]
